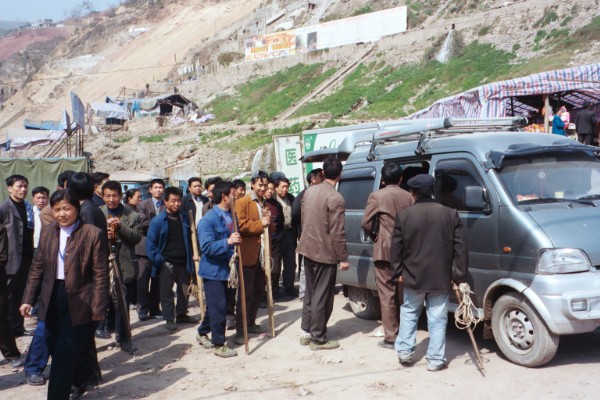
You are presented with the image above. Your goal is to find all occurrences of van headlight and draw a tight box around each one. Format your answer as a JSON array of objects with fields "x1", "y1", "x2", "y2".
[{"x1": 537, "y1": 249, "x2": 592, "y2": 274}]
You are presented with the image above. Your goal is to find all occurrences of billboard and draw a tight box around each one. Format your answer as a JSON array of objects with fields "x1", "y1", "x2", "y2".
[
  {"x1": 245, "y1": 6, "x2": 408, "y2": 61},
  {"x1": 70, "y1": 91, "x2": 85, "y2": 131},
  {"x1": 273, "y1": 135, "x2": 304, "y2": 196}
]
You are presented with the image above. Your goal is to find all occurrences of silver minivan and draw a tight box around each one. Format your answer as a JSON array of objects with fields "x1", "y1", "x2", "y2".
[{"x1": 302, "y1": 117, "x2": 600, "y2": 367}]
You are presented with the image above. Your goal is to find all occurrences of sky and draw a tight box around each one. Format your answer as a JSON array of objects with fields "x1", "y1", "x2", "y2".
[{"x1": 1, "y1": 0, "x2": 119, "y2": 23}]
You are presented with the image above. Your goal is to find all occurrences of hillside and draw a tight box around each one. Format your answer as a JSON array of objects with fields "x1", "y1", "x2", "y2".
[{"x1": 0, "y1": 0, "x2": 599, "y2": 178}]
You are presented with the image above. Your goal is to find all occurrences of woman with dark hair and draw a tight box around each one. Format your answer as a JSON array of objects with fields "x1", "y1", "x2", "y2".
[
  {"x1": 125, "y1": 188, "x2": 142, "y2": 211},
  {"x1": 20, "y1": 189, "x2": 109, "y2": 399}
]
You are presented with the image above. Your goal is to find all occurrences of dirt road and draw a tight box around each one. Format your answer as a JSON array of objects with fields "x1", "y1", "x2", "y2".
[{"x1": 1, "y1": 291, "x2": 599, "y2": 399}]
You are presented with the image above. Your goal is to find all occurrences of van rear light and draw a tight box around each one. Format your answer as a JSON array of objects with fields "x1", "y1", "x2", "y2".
[{"x1": 536, "y1": 249, "x2": 592, "y2": 274}]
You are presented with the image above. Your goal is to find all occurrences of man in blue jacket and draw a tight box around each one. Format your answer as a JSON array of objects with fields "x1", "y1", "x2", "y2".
[
  {"x1": 195, "y1": 181, "x2": 240, "y2": 358},
  {"x1": 146, "y1": 187, "x2": 198, "y2": 331}
]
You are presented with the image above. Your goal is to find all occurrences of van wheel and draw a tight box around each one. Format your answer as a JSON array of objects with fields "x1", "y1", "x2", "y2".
[
  {"x1": 347, "y1": 286, "x2": 381, "y2": 320},
  {"x1": 491, "y1": 292, "x2": 559, "y2": 367}
]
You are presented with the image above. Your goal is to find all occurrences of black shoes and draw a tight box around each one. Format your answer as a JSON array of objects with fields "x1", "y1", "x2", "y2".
[
  {"x1": 95, "y1": 330, "x2": 111, "y2": 339},
  {"x1": 26, "y1": 373, "x2": 45, "y2": 386},
  {"x1": 165, "y1": 320, "x2": 177, "y2": 331},
  {"x1": 119, "y1": 341, "x2": 138, "y2": 353},
  {"x1": 176, "y1": 314, "x2": 199, "y2": 324}
]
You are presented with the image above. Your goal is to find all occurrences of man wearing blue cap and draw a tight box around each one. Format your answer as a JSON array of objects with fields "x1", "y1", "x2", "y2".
[{"x1": 391, "y1": 174, "x2": 468, "y2": 371}]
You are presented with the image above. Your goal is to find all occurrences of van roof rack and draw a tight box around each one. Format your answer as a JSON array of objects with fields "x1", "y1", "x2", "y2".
[{"x1": 300, "y1": 116, "x2": 528, "y2": 163}]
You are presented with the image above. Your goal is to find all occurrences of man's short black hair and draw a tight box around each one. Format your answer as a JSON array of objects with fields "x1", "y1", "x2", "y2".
[
  {"x1": 32, "y1": 186, "x2": 50, "y2": 197},
  {"x1": 382, "y1": 163, "x2": 402, "y2": 185},
  {"x1": 50, "y1": 189, "x2": 81, "y2": 212},
  {"x1": 323, "y1": 156, "x2": 343, "y2": 180},
  {"x1": 5, "y1": 175, "x2": 28, "y2": 187},
  {"x1": 164, "y1": 186, "x2": 183, "y2": 201},
  {"x1": 57, "y1": 170, "x2": 76, "y2": 188},
  {"x1": 150, "y1": 178, "x2": 166, "y2": 189},
  {"x1": 91, "y1": 172, "x2": 110, "y2": 186},
  {"x1": 275, "y1": 177, "x2": 290, "y2": 187},
  {"x1": 188, "y1": 176, "x2": 202, "y2": 187},
  {"x1": 205, "y1": 176, "x2": 223, "y2": 190},
  {"x1": 232, "y1": 179, "x2": 246, "y2": 189},
  {"x1": 102, "y1": 180, "x2": 123, "y2": 195},
  {"x1": 213, "y1": 181, "x2": 235, "y2": 204},
  {"x1": 68, "y1": 172, "x2": 94, "y2": 200},
  {"x1": 250, "y1": 171, "x2": 268, "y2": 184},
  {"x1": 306, "y1": 168, "x2": 322, "y2": 183}
]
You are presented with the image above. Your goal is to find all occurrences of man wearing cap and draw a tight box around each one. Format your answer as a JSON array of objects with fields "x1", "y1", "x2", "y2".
[
  {"x1": 391, "y1": 174, "x2": 467, "y2": 371},
  {"x1": 575, "y1": 101, "x2": 597, "y2": 145}
]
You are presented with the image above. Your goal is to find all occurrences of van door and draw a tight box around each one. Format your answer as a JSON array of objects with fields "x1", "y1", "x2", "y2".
[{"x1": 432, "y1": 155, "x2": 500, "y2": 307}]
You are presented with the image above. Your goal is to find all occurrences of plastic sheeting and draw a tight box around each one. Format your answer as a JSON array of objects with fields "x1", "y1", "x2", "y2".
[
  {"x1": 90, "y1": 102, "x2": 130, "y2": 120},
  {"x1": 2, "y1": 128, "x2": 65, "y2": 150}
]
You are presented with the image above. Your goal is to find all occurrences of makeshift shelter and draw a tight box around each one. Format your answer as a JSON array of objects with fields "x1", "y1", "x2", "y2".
[
  {"x1": 408, "y1": 63, "x2": 600, "y2": 132},
  {"x1": 0, "y1": 157, "x2": 89, "y2": 201},
  {"x1": 2, "y1": 128, "x2": 65, "y2": 151},
  {"x1": 89, "y1": 102, "x2": 130, "y2": 125},
  {"x1": 125, "y1": 94, "x2": 194, "y2": 118},
  {"x1": 109, "y1": 169, "x2": 160, "y2": 200}
]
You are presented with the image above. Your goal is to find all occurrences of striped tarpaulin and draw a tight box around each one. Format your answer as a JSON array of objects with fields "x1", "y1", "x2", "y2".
[{"x1": 408, "y1": 63, "x2": 600, "y2": 119}]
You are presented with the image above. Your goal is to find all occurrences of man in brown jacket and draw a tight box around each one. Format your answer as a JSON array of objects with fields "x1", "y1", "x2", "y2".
[
  {"x1": 233, "y1": 171, "x2": 271, "y2": 345},
  {"x1": 297, "y1": 156, "x2": 349, "y2": 350},
  {"x1": 361, "y1": 163, "x2": 413, "y2": 349}
]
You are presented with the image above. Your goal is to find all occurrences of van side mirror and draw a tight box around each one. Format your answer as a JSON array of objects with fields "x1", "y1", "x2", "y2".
[{"x1": 464, "y1": 186, "x2": 487, "y2": 211}]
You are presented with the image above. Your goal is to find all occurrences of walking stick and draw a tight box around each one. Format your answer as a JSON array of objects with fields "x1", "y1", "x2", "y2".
[
  {"x1": 263, "y1": 225, "x2": 276, "y2": 338},
  {"x1": 453, "y1": 283, "x2": 485, "y2": 374},
  {"x1": 188, "y1": 210, "x2": 206, "y2": 321},
  {"x1": 231, "y1": 202, "x2": 249, "y2": 354}
]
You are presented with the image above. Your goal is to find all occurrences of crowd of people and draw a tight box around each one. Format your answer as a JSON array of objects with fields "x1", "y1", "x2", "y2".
[{"x1": 0, "y1": 154, "x2": 470, "y2": 399}]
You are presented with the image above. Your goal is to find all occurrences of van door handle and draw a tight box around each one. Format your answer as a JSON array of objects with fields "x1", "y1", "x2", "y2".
[{"x1": 360, "y1": 229, "x2": 371, "y2": 243}]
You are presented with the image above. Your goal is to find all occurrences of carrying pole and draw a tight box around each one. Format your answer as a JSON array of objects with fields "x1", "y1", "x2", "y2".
[
  {"x1": 232, "y1": 202, "x2": 249, "y2": 354},
  {"x1": 263, "y1": 226, "x2": 276, "y2": 337},
  {"x1": 188, "y1": 210, "x2": 205, "y2": 321}
]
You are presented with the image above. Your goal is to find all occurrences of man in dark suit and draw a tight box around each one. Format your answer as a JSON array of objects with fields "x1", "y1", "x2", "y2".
[
  {"x1": 391, "y1": 174, "x2": 468, "y2": 371},
  {"x1": 296, "y1": 157, "x2": 348, "y2": 350},
  {"x1": 136, "y1": 178, "x2": 166, "y2": 320},
  {"x1": 0, "y1": 174, "x2": 34, "y2": 337},
  {"x1": 361, "y1": 163, "x2": 413, "y2": 349},
  {"x1": 576, "y1": 100, "x2": 597, "y2": 145},
  {"x1": 181, "y1": 176, "x2": 209, "y2": 229},
  {"x1": 0, "y1": 223, "x2": 22, "y2": 367}
]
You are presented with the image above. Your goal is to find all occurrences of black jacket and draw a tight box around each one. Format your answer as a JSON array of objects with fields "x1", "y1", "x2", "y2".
[
  {"x1": 391, "y1": 198, "x2": 468, "y2": 293},
  {"x1": 575, "y1": 109, "x2": 597, "y2": 135},
  {"x1": 181, "y1": 193, "x2": 209, "y2": 226}
]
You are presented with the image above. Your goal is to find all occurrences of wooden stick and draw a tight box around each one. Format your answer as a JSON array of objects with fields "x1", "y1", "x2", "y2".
[
  {"x1": 232, "y1": 201, "x2": 249, "y2": 354},
  {"x1": 263, "y1": 226, "x2": 275, "y2": 337},
  {"x1": 188, "y1": 210, "x2": 205, "y2": 321}
]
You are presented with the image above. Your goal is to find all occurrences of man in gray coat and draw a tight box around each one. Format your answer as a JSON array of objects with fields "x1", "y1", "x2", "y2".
[
  {"x1": 391, "y1": 174, "x2": 468, "y2": 371},
  {"x1": 297, "y1": 156, "x2": 348, "y2": 350},
  {"x1": 0, "y1": 175, "x2": 34, "y2": 336},
  {"x1": 361, "y1": 163, "x2": 413, "y2": 349}
]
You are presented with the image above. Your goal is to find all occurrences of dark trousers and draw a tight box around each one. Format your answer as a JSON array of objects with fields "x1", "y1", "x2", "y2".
[
  {"x1": 578, "y1": 133, "x2": 592, "y2": 145},
  {"x1": 45, "y1": 280, "x2": 96, "y2": 400},
  {"x1": 280, "y1": 229, "x2": 297, "y2": 289},
  {"x1": 374, "y1": 261, "x2": 404, "y2": 343},
  {"x1": 198, "y1": 279, "x2": 228, "y2": 345},
  {"x1": 0, "y1": 270, "x2": 20, "y2": 359},
  {"x1": 226, "y1": 288, "x2": 236, "y2": 316},
  {"x1": 301, "y1": 257, "x2": 337, "y2": 343},
  {"x1": 236, "y1": 263, "x2": 265, "y2": 332},
  {"x1": 24, "y1": 321, "x2": 49, "y2": 376},
  {"x1": 159, "y1": 261, "x2": 190, "y2": 322},
  {"x1": 6, "y1": 256, "x2": 32, "y2": 335},
  {"x1": 270, "y1": 238, "x2": 282, "y2": 289},
  {"x1": 137, "y1": 256, "x2": 161, "y2": 317}
]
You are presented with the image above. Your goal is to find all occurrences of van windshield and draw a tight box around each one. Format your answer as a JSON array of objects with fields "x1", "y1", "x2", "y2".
[{"x1": 497, "y1": 152, "x2": 600, "y2": 204}]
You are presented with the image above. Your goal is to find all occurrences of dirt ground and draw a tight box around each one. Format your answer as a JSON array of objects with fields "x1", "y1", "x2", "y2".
[{"x1": 1, "y1": 287, "x2": 599, "y2": 400}]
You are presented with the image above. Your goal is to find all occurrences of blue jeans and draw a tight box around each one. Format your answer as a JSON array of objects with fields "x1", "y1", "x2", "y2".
[
  {"x1": 24, "y1": 320, "x2": 49, "y2": 376},
  {"x1": 395, "y1": 289, "x2": 449, "y2": 367}
]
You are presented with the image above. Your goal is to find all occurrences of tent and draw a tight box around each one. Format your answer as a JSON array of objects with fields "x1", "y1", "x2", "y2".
[
  {"x1": 90, "y1": 102, "x2": 130, "y2": 121},
  {"x1": 2, "y1": 128, "x2": 65, "y2": 150},
  {"x1": 408, "y1": 63, "x2": 600, "y2": 126}
]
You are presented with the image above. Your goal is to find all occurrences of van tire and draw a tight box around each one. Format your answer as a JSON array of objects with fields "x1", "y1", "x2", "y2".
[
  {"x1": 347, "y1": 286, "x2": 381, "y2": 320},
  {"x1": 491, "y1": 292, "x2": 559, "y2": 367}
]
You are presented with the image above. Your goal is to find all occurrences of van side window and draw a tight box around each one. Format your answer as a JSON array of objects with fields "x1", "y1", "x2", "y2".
[
  {"x1": 338, "y1": 167, "x2": 376, "y2": 210},
  {"x1": 434, "y1": 159, "x2": 485, "y2": 211}
]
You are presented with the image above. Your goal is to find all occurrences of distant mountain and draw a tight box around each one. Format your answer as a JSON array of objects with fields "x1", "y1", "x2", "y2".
[{"x1": 0, "y1": 21, "x2": 31, "y2": 33}]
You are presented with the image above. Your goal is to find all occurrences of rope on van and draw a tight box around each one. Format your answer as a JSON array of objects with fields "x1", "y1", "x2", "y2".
[{"x1": 454, "y1": 283, "x2": 481, "y2": 330}]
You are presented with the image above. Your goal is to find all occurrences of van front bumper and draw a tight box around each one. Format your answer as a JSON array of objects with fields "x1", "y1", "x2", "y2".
[{"x1": 526, "y1": 272, "x2": 600, "y2": 335}]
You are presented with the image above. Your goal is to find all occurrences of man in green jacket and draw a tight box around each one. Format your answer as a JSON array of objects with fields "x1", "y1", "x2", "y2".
[{"x1": 100, "y1": 180, "x2": 141, "y2": 352}]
